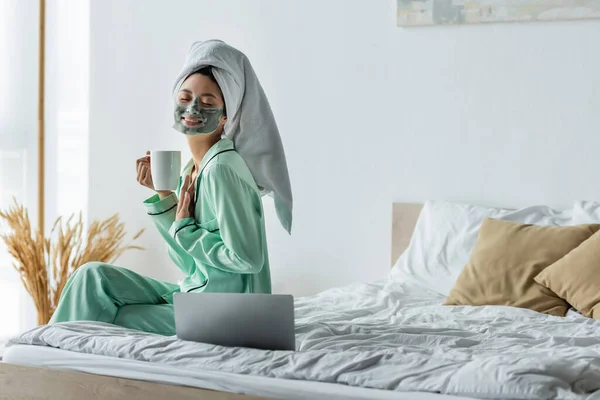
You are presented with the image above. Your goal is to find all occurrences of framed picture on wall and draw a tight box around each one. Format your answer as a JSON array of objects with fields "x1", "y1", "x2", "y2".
[{"x1": 397, "y1": 0, "x2": 600, "y2": 26}]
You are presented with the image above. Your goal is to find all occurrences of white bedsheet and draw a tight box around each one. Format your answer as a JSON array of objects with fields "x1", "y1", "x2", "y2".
[
  {"x1": 7, "y1": 280, "x2": 600, "y2": 399},
  {"x1": 4, "y1": 344, "x2": 467, "y2": 400}
]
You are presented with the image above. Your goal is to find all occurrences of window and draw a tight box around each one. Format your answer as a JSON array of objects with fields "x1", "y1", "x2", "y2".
[{"x1": 0, "y1": 0, "x2": 89, "y2": 336}]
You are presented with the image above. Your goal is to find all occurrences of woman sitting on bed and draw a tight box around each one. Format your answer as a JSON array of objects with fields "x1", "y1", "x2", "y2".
[{"x1": 49, "y1": 40, "x2": 293, "y2": 336}]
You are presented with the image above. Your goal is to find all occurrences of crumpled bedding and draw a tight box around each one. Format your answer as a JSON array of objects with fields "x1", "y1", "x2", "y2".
[{"x1": 8, "y1": 280, "x2": 600, "y2": 399}]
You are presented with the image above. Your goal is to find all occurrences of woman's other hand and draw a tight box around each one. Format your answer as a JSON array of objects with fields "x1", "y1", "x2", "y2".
[
  {"x1": 137, "y1": 151, "x2": 172, "y2": 199},
  {"x1": 176, "y1": 174, "x2": 196, "y2": 220}
]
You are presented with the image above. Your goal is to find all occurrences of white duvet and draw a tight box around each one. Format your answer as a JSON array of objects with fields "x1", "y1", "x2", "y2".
[{"x1": 8, "y1": 280, "x2": 600, "y2": 399}]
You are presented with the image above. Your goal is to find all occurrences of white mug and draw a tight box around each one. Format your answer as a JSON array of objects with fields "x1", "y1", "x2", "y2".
[{"x1": 151, "y1": 150, "x2": 181, "y2": 191}]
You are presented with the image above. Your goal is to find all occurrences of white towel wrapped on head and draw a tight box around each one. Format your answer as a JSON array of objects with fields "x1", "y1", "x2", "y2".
[{"x1": 173, "y1": 39, "x2": 293, "y2": 233}]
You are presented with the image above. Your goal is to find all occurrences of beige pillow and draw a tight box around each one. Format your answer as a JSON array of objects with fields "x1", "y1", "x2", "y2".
[
  {"x1": 444, "y1": 218, "x2": 600, "y2": 316},
  {"x1": 535, "y1": 230, "x2": 600, "y2": 319}
]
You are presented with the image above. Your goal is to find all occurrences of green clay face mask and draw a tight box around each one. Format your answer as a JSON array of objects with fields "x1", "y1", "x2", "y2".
[{"x1": 173, "y1": 96, "x2": 224, "y2": 135}]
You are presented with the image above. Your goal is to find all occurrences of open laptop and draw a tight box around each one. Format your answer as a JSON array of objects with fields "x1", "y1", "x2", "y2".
[{"x1": 173, "y1": 292, "x2": 295, "y2": 351}]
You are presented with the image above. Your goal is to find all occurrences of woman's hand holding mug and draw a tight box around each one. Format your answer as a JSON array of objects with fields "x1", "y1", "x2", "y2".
[{"x1": 136, "y1": 151, "x2": 174, "y2": 199}]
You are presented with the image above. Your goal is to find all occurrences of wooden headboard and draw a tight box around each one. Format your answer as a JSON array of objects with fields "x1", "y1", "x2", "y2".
[{"x1": 391, "y1": 203, "x2": 423, "y2": 266}]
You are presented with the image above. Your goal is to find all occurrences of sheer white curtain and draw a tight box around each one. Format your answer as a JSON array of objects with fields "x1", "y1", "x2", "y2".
[
  {"x1": 0, "y1": 0, "x2": 89, "y2": 341},
  {"x1": 0, "y1": 0, "x2": 40, "y2": 340}
]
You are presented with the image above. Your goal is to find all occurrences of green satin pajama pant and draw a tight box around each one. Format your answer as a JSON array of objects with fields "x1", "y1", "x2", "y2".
[{"x1": 49, "y1": 262, "x2": 179, "y2": 335}]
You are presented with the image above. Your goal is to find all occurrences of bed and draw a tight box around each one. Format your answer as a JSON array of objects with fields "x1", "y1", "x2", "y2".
[{"x1": 2, "y1": 202, "x2": 600, "y2": 400}]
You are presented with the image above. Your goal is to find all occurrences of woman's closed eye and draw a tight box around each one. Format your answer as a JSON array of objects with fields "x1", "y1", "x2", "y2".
[{"x1": 178, "y1": 97, "x2": 212, "y2": 107}]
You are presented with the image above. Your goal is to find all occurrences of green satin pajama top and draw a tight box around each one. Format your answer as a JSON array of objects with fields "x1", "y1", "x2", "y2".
[{"x1": 143, "y1": 138, "x2": 271, "y2": 296}]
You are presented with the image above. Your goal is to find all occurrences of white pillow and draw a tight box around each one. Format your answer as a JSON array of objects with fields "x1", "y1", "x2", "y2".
[
  {"x1": 571, "y1": 201, "x2": 600, "y2": 224},
  {"x1": 390, "y1": 200, "x2": 573, "y2": 296}
]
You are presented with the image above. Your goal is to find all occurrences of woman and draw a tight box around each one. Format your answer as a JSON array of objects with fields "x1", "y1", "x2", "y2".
[{"x1": 50, "y1": 40, "x2": 293, "y2": 335}]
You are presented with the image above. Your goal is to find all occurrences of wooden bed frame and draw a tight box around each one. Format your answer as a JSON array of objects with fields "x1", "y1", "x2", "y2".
[
  {"x1": 0, "y1": 203, "x2": 423, "y2": 400},
  {"x1": 391, "y1": 203, "x2": 423, "y2": 265}
]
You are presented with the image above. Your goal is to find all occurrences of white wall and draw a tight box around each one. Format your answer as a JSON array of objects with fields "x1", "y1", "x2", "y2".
[{"x1": 89, "y1": 0, "x2": 600, "y2": 296}]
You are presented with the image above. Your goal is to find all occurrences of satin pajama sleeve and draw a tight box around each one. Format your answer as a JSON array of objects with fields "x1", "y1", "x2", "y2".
[{"x1": 144, "y1": 192, "x2": 197, "y2": 276}]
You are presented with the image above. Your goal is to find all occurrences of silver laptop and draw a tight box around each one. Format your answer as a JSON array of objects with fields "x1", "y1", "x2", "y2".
[{"x1": 173, "y1": 292, "x2": 295, "y2": 351}]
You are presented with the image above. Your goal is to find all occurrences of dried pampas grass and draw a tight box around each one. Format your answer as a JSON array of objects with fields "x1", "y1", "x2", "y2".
[{"x1": 0, "y1": 199, "x2": 144, "y2": 325}]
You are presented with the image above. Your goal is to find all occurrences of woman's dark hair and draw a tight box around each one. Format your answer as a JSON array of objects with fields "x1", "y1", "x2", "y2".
[
  {"x1": 196, "y1": 67, "x2": 226, "y2": 116},
  {"x1": 196, "y1": 66, "x2": 217, "y2": 83}
]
